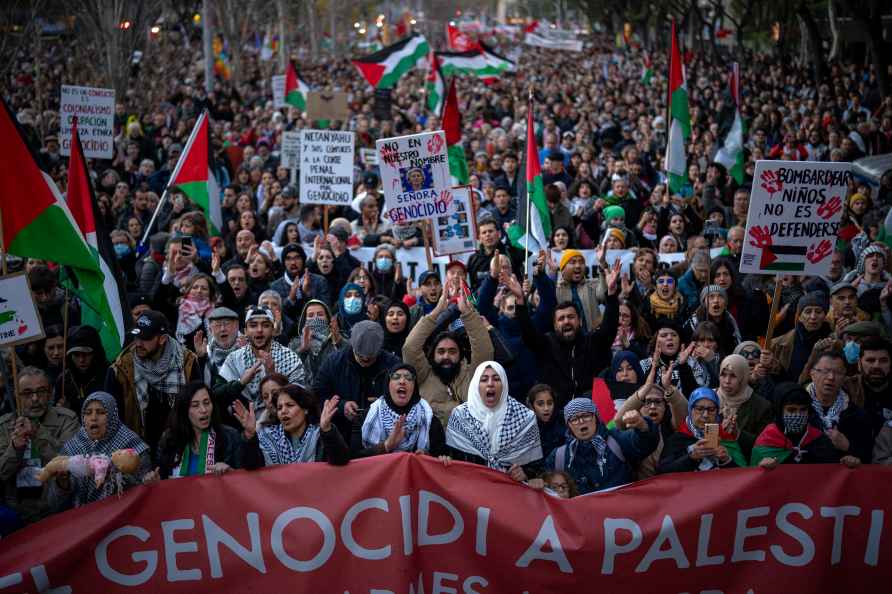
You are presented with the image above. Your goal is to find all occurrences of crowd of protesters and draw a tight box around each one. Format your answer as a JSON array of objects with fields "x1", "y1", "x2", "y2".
[{"x1": 2, "y1": 16, "x2": 892, "y2": 535}]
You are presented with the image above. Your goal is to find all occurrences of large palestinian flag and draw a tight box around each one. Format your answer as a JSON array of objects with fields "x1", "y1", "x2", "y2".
[
  {"x1": 436, "y1": 44, "x2": 515, "y2": 81},
  {"x1": 441, "y1": 78, "x2": 468, "y2": 185},
  {"x1": 352, "y1": 33, "x2": 429, "y2": 89},
  {"x1": 285, "y1": 62, "x2": 311, "y2": 111},
  {"x1": 714, "y1": 62, "x2": 745, "y2": 185},
  {"x1": 507, "y1": 96, "x2": 551, "y2": 254},
  {"x1": 167, "y1": 111, "x2": 223, "y2": 236},
  {"x1": 665, "y1": 19, "x2": 690, "y2": 194},
  {"x1": 425, "y1": 51, "x2": 445, "y2": 116}
]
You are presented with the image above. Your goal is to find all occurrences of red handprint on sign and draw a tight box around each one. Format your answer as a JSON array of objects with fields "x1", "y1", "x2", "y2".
[
  {"x1": 817, "y1": 196, "x2": 843, "y2": 221},
  {"x1": 807, "y1": 240, "x2": 833, "y2": 264},
  {"x1": 760, "y1": 170, "x2": 783, "y2": 197},
  {"x1": 439, "y1": 189, "x2": 455, "y2": 210},
  {"x1": 427, "y1": 133, "x2": 445, "y2": 155},
  {"x1": 748, "y1": 225, "x2": 772, "y2": 249}
]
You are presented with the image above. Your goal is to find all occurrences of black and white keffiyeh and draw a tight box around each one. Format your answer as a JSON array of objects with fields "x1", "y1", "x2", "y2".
[
  {"x1": 362, "y1": 397, "x2": 433, "y2": 453},
  {"x1": 640, "y1": 355, "x2": 709, "y2": 389},
  {"x1": 220, "y1": 341, "x2": 307, "y2": 403},
  {"x1": 808, "y1": 384, "x2": 847, "y2": 430},
  {"x1": 446, "y1": 361, "x2": 542, "y2": 471},
  {"x1": 207, "y1": 334, "x2": 241, "y2": 373},
  {"x1": 133, "y1": 338, "x2": 188, "y2": 415},
  {"x1": 257, "y1": 423, "x2": 320, "y2": 465}
]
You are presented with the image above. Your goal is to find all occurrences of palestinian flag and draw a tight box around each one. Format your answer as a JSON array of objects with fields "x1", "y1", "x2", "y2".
[
  {"x1": 436, "y1": 44, "x2": 515, "y2": 82},
  {"x1": 352, "y1": 33, "x2": 430, "y2": 89},
  {"x1": 285, "y1": 61, "x2": 310, "y2": 111},
  {"x1": 425, "y1": 51, "x2": 445, "y2": 116},
  {"x1": 0, "y1": 102, "x2": 111, "y2": 349},
  {"x1": 665, "y1": 19, "x2": 690, "y2": 194},
  {"x1": 714, "y1": 62, "x2": 745, "y2": 185},
  {"x1": 641, "y1": 51, "x2": 653, "y2": 85},
  {"x1": 167, "y1": 111, "x2": 223, "y2": 236},
  {"x1": 750, "y1": 424, "x2": 824, "y2": 466},
  {"x1": 507, "y1": 96, "x2": 551, "y2": 254},
  {"x1": 66, "y1": 120, "x2": 128, "y2": 359},
  {"x1": 441, "y1": 78, "x2": 469, "y2": 186},
  {"x1": 747, "y1": 225, "x2": 808, "y2": 272}
]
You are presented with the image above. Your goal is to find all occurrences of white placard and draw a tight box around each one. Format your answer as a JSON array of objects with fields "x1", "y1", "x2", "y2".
[
  {"x1": 299, "y1": 129, "x2": 355, "y2": 205},
  {"x1": 377, "y1": 131, "x2": 450, "y2": 224},
  {"x1": 740, "y1": 160, "x2": 852, "y2": 277},
  {"x1": 0, "y1": 273, "x2": 45, "y2": 346},
  {"x1": 59, "y1": 85, "x2": 115, "y2": 159},
  {"x1": 432, "y1": 186, "x2": 477, "y2": 256},
  {"x1": 280, "y1": 131, "x2": 301, "y2": 169},
  {"x1": 360, "y1": 148, "x2": 378, "y2": 166},
  {"x1": 272, "y1": 75, "x2": 286, "y2": 108},
  {"x1": 523, "y1": 33, "x2": 583, "y2": 52}
]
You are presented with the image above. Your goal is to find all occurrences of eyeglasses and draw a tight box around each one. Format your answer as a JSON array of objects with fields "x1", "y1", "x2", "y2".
[
  {"x1": 547, "y1": 482, "x2": 569, "y2": 492},
  {"x1": 643, "y1": 399, "x2": 666, "y2": 409},
  {"x1": 813, "y1": 368, "x2": 842, "y2": 378},
  {"x1": 21, "y1": 388, "x2": 51, "y2": 399},
  {"x1": 657, "y1": 278, "x2": 675, "y2": 285},
  {"x1": 691, "y1": 405, "x2": 718, "y2": 415},
  {"x1": 739, "y1": 348, "x2": 761, "y2": 360},
  {"x1": 568, "y1": 413, "x2": 595, "y2": 425},
  {"x1": 390, "y1": 372, "x2": 415, "y2": 381}
]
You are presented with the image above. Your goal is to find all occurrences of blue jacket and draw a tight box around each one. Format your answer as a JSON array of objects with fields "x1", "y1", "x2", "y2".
[
  {"x1": 546, "y1": 418, "x2": 658, "y2": 494},
  {"x1": 677, "y1": 268, "x2": 703, "y2": 313}
]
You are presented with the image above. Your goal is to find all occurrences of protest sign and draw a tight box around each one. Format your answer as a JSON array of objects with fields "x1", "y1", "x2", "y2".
[
  {"x1": 279, "y1": 131, "x2": 301, "y2": 170},
  {"x1": 376, "y1": 131, "x2": 450, "y2": 224},
  {"x1": 59, "y1": 85, "x2": 115, "y2": 159},
  {"x1": 0, "y1": 273, "x2": 44, "y2": 346},
  {"x1": 306, "y1": 91, "x2": 350, "y2": 122},
  {"x1": 299, "y1": 130, "x2": 355, "y2": 206},
  {"x1": 523, "y1": 32, "x2": 583, "y2": 52},
  {"x1": 740, "y1": 160, "x2": 852, "y2": 276},
  {"x1": 1, "y1": 456, "x2": 889, "y2": 594},
  {"x1": 272, "y1": 75, "x2": 286, "y2": 108},
  {"x1": 359, "y1": 148, "x2": 378, "y2": 166},
  {"x1": 432, "y1": 186, "x2": 477, "y2": 256}
]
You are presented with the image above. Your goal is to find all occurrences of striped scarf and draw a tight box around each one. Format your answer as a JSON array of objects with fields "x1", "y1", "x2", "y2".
[{"x1": 173, "y1": 429, "x2": 217, "y2": 477}]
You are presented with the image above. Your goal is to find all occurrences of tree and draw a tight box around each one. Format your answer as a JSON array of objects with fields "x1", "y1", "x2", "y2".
[{"x1": 73, "y1": 0, "x2": 165, "y2": 97}]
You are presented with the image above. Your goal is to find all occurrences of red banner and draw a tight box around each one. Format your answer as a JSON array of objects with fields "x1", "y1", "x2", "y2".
[{"x1": 1, "y1": 455, "x2": 891, "y2": 593}]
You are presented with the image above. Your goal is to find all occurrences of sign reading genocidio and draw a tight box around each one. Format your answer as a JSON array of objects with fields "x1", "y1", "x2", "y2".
[
  {"x1": 740, "y1": 160, "x2": 852, "y2": 277},
  {"x1": 377, "y1": 131, "x2": 450, "y2": 224},
  {"x1": 59, "y1": 85, "x2": 115, "y2": 159},
  {"x1": 299, "y1": 130, "x2": 355, "y2": 205}
]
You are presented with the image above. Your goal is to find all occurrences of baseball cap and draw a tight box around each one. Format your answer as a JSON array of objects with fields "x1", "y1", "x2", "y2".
[{"x1": 130, "y1": 310, "x2": 169, "y2": 339}]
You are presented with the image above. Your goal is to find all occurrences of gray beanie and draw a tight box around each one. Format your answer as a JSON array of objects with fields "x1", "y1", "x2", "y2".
[
  {"x1": 350, "y1": 320, "x2": 384, "y2": 358},
  {"x1": 797, "y1": 291, "x2": 829, "y2": 314},
  {"x1": 699, "y1": 284, "x2": 727, "y2": 305}
]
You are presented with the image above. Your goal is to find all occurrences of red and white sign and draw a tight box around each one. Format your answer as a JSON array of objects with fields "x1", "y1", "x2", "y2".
[{"x1": 1, "y1": 455, "x2": 890, "y2": 593}]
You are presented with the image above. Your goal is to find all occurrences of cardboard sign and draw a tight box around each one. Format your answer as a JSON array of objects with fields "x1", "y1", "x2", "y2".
[
  {"x1": 59, "y1": 85, "x2": 115, "y2": 159},
  {"x1": 377, "y1": 131, "x2": 450, "y2": 224},
  {"x1": 299, "y1": 129, "x2": 355, "y2": 205},
  {"x1": 740, "y1": 160, "x2": 853, "y2": 276},
  {"x1": 272, "y1": 75, "x2": 286, "y2": 108},
  {"x1": 359, "y1": 148, "x2": 378, "y2": 166},
  {"x1": 280, "y1": 130, "x2": 301, "y2": 169},
  {"x1": 432, "y1": 186, "x2": 477, "y2": 256},
  {"x1": 306, "y1": 91, "x2": 350, "y2": 122},
  {"x1": 0, "y1": 273, "x2": 45, "y2": 346}
]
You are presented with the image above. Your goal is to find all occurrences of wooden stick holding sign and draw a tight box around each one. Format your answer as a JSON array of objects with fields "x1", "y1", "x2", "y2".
[
  {"x1": 323, "y1": 206, "x2": 329, "y2": 235},
  {"x1": 763, "y1": 274, "x2": 783, "y2": 346},
  {"x1": 422, "y1": 221, "x2": 433, "y2": 269}
]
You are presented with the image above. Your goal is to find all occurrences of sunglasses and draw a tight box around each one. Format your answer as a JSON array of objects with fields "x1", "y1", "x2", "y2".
[
  {"x1": 739, "y1": 348, "x2": 761, "y2": 360},
  {"x1": 657, "y1": 277, "x2": 675, "y2": 285}
]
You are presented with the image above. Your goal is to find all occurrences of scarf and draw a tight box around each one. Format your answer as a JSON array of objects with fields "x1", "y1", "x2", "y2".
[
  {"x1": 808, "y1": 384, "x2": 848, "y2": 430},
  {"x1": 257, "y1": 423, "x2": 321, "y2": 465},
  {"x1": 133, "y1": 338, "x2": 187, "y2": 419},
  {"x1": 361, "y1": 397, "x2": 433, "y2": 453},
  {"x1": 173, "y1": 429, "x2": 216, "y2": 478},
  {"x1": 220, "y1": 341, "x2": 304, "y2": 403},
  {"x1": 61, "y1": 392, "x2": 148, "y2": 504},
  {"x1": 173, "y1": 263, "x2": 198, "y2": 289},
  {"x1": 176, "y1": 296, "x2": 212, "y2": 342},
  {"x1": 752, "y1": 423, "x2": 824, "y2": 466},
  {"x1": 207, "y1": 335, "x2": 241, "y2": 371},
  {"x1": 304, "y1": 317, "x2": 330, "y2": 355},
  {"x1": 569, "y1": 285, "x2": 588, "y2": 331},
  {"x1": 566, "y1": 423, "x2": 609, "y2": 474},
  {"x1": 717, "y1": 354, "x2": 754, "y2": 417},
  {"x1": 445, "y1": 362, "x2": 542, "y2": 470},
  {"x1": 649, "y1": 291, "x2": 682, "y2": 318}
]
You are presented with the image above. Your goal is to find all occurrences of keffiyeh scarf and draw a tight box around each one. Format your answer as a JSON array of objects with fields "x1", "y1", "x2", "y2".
[
  {"x1": 220, "y1": 342, "x2": 306, "y2": 403},
  {"x1": 176, "y1": 296, "x2": 212, "y2": 342},
  {"x1": 447, "y1": 398, "x2": 542, "y2": 471},
  {"x1": 808, "y1": 384, "x2": 848, "y2": 430},
  {"x1": 362, "y1": 397, "x2": 433, "y2": 453},
  {"x1": 258, "y1": 423, "x2": 320, "y2": 465},
  {"x1": 133, "y1": 338, "x2": 187, "y2": 418}
]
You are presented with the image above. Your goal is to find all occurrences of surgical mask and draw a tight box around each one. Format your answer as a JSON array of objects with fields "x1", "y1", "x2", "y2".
[
  {"x1": 113, "y1": 244, "x2": 131, "y2": 258},
  {"x1": 782, "y1": 412, "x2": 808, "y2": 435},
  {"x1": 376, "y1": 257, "x2": 393, "y2": 272},
  {"x1": 343, "y1": 297, "x2": 362, "y2": 315},
  {"x1": 843, "y1": 340, "x2": 860, "y2": 364}
]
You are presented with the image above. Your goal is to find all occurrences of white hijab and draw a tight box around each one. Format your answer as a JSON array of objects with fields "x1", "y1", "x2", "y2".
[{"x1": 466, "y1": 361, "x2": 510, "y2": 455}]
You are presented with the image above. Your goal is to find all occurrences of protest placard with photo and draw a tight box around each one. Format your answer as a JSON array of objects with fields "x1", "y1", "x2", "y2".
[
  {"x1": 280, "y1": 131, "x2": 301, "y2": 169},
  {"x1": 376, "y1": 131, "x2": 450, "y2": 224},
  {"x1": 432, "y1": 186, "x2": 477, "y2": 256},
  {"x1": 740, "y1": 160, "x2": 852, "y2": 277},
  {"x1": 0, "y1": 273, "x2": 44, "y2": 347},
  {"x1": 59, "y1": 85, "x2": 115, "y2": 159},
  {"x1": 299, "y1": 129, "x2": 355, "y2": 205}
]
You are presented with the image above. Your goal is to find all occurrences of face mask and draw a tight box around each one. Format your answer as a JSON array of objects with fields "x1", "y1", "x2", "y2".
[
  {"x1": 843, "y1": 340, "x2": 860, "y2": 364},
  {"x1": 343, "y1": 297, "x2": 362, "y2": 315},
  {"x1": 376, "y1": 257, "x2": 393, "y2": 272},
  {"x1": 305, "y1": 316, "x2": 329, "y2": 338},
  {"x1": 114, "y1": 244, "x2": 131, "y2": 258},
  {"x1": 782, "y1": 412, "x2": 808, "y2": 435}
]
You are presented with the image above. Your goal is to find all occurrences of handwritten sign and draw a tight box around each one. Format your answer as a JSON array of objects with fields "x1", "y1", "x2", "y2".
[
  {"x1": 432, "y1": 186, "x2": 477, "y2": 256},
  {"x1": 272, "y1": 75, "x2": 286, "y2": 108},
  {"x1": 377, "y1": 131, "x2": 450, "y2": 224},
  {"x1": 280, "y1": 131, "x2": 301, "y2": 169},
  {"x1": 740, "y1": 160, "x2": 852, "y2": 277},
  {"x1": 0, "y1": 273, "x2": 44, "y2": 346},
  {"x1": 299, "y1": 130, "x2": 355, "y2": 205},
  {"x1": 360, "y1": 148, "x2": 378, "y2": 166},
  {"x1": 59, "y1": 85, "x2": 115, "y2": 159}
]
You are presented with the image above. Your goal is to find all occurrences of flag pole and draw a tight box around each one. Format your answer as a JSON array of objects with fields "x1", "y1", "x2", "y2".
[
  {"x1": 524, "y1": 86, "x2": 533, "y2": 272},
  {"x1": 0, "y1": 208, "x2": 17, "y2": 416},
  {"x1": 59, "y1": 287, "x2": 70, "y2": 407}
]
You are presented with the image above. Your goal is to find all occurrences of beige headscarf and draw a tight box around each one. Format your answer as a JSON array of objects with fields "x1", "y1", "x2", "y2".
[{"x1": 717, "y1": 354, "x2": 754, "y2": 417}]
